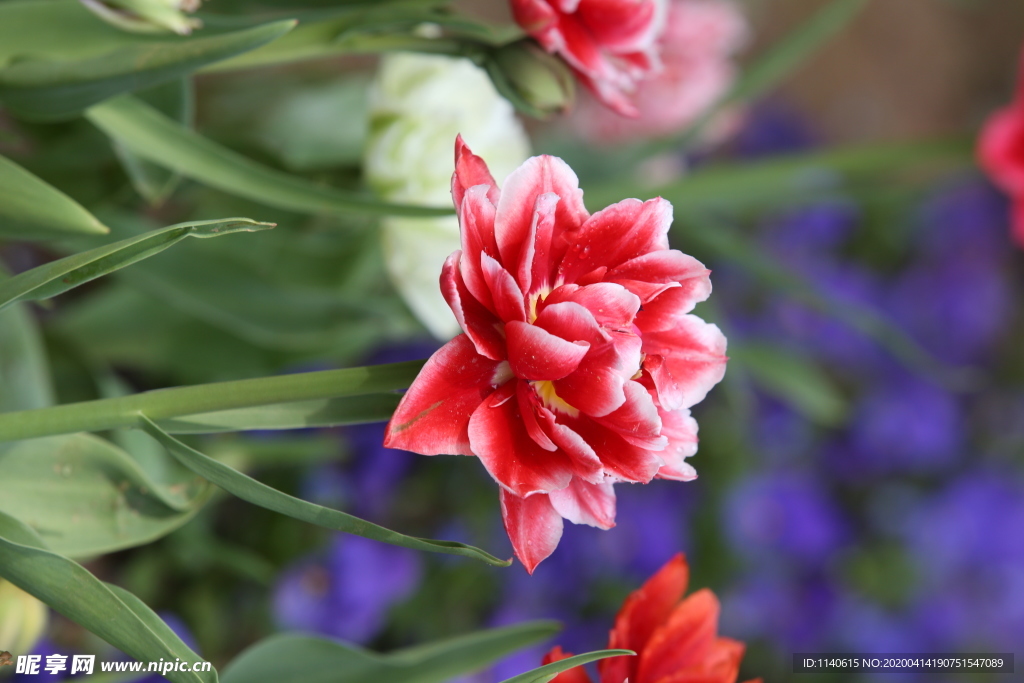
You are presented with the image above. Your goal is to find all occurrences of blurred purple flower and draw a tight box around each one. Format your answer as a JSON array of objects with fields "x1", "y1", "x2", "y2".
[
  {"x1": 720, "y1": 571, "x2": 840, "y2": 651},
  {"x1": 724, "y1": 470, "x2": 848, "y2": 566},
  {"x1": 272, "y1": 534, "x2": 421, "y2": 644},
  {"x1": 916, "y1": 179, "x2": 1011, "y2": 261},
  {"x1": 846, "y1": 376, "x2": 964, "y2": 474},
  {"x1": 762, "y1": 203, "x2": 858, "y2": 261},
  {"x1": 731, "y1": 102, "x2": 819, "y2": 158}
]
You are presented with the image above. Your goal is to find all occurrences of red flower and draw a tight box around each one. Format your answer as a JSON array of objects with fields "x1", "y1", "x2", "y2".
[
  {"x1": 384, "y1": 137, "x2": 727, "y2": 572},
  {"x1": 978, "y1": 48, "x2": 1024, "y2": 247},
  {"x1": 543, "y1": 554, "x2": 760, "y2": 683},
  {"x1": 509, "y1": 0, "x2": 668, "y2": 116}
]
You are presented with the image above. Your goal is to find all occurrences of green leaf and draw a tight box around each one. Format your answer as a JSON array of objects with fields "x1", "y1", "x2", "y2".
[
  {"x1": 0, "y1": 433, "x2": 211, "y2": 557},
  {"x1": 0, "y1": 270, "x2": 54, "y2": 412},
  {"x1": 86, "y1": 95, "x2": 454, "y2": 218},
  {"x1": 138, "y1": 416, "x2": 510, "y2": 567},
  {"x1": 0, "y1": 511, "x2": 215, "y2": 683},
  {"x1": 221, "y1": 622, "x2": 561, "y2": 683},
  {"x1": 0, "y1": 217, "x2": 275, "y2": 314},
  {"x1": 0, "y1": 0, "x2": 295, "y2": 121},
  {"x1": 158, "y1": 393, "x2": 401, "y2": 434},
  {"x1": 0, "y1": 153, "x2": 108, "y2": 238},
  {"x1": 729, "y1": 342, "x2": 847, "y2": 426},
  {"x1": 499, "y1": 650, "x2": 634, "y2": 683},
  {"x1": 0, "y1": 361, "x2": 423, "y2": 442}
]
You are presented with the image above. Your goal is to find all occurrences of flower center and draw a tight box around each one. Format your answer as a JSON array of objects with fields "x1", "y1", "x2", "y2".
[
  {"x1": 527, "y1": 286, "x2": 553, "y2": 323},
  {"x1": 532, "y1": 380, "x2": 578, "y2": 417}
]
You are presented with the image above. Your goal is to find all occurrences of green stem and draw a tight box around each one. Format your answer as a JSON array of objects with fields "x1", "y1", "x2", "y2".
[{"x1": 0, "y1": 361, "x2": 424, "y2": 443}]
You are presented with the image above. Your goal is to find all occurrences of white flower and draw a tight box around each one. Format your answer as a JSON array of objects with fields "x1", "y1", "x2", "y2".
[
  {"x1": 0, "y1": 580, "x2": 47, "y2": 656},
  {"x1": 365, "y1": 53, "x2": 531, "y2": 339}
]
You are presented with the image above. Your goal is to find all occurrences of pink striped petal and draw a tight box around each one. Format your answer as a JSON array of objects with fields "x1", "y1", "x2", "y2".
[
  {"x1": 558, "y1": 197, "x2": 673, "y2": 284},
  {"x1": 608, "y1": 250, "x2": 711, "y2": 306},
  {"x1": 566, "y1": 413, "x2": 663, "y2": 483},
  {"x1": 517, "y1": 192, "x2": 560, "y2": 297},
  {"x1": 549, "y1": 478, "x2": 617, "y2": 529},
  {"x1": 554, "y1": 331, "x2": 642, "y2": 417},
  {"x1": 469, "y1": 381, "x2": 576, "y2": 497},
  {"x1": 642, "y1": 315, "x2": 728, "y2": 411},
  {"x1": 517, "y1": 380, "x2": 559, "y2": 451},
  {"x1": 384, "y1": 334, "x2": 504, "y2": 456},
  {"x1": 458, "y1": 185, "x2": 500, "y2": 311},
  {"x1": 481, "y1": 252, "x2": 527, "y2": 323},
  {"x1": 544, "y1": 282, "x2": 641, "y2": 329},
  {"x1": 441, "y1": 252, "x2": 506, "y2": 361},
  {"x1": 507, "y1": 320, "x2": 590, "y2": 381},
  {"x1": 495, "y1": 155, "x2": 588, "y2": 288},
  {"x1": 453, "y1": 135, "x2": 500, "y2": 213},
  {"x1": 500, "y1": 488, "x2": 563, "y2": 574},
  {"x1": 593, "y1": 380, "x2": 667, "y2": 450},
  {"x1": 536, "y1": 406, "x2": 604, "y2": 483},
  {"x1": 656, "y1": 407, "x2": 699, "y2": 481}
]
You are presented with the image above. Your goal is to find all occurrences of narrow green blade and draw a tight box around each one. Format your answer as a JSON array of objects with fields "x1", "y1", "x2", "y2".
[{"x1": 0, "y1": 153, "x2": 108, "y2": 238}]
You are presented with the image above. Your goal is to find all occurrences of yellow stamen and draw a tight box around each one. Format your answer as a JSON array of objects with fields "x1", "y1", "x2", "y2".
[
  {"x1": 532, "y1": 380, "x2": 578, "y2": 417},
  {"x1": 527, "y1": 286, "x2": 553, "y2": 323}
]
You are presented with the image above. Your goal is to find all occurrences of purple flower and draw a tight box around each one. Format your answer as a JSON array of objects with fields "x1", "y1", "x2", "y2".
[
  {"x1": 916, "y1": 179, "x2": 1011, "y2": 261},
  {"x1": 724, "y1": 470, "x2": 848, "y2": 566},
  {"x1": 847, "y1": 376, "x2": 964, "y2": 474},
  {"x1": 272, "y1": 534, "x2": 421, "y2": 644},
  {"x1": 731, "y1": 102, "x2": 819, "y2": 158}
]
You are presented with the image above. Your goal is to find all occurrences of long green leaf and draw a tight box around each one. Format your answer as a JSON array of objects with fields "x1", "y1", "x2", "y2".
[
  {"x1": 0, "y1": 0, "x2": 294, "y2": 120},
  {"x1": 500, "y1": 650, "x2": 634, "y2": 683},
  {"x1": 0, "y1": 433, "x2": 211, "y2": 557},
  {"x1": 138, "y1": 416, "x2": 509, "y2": 567},
  {"x1": 221, "y1": 622, "x2": 561, "y2": 683},
  {"x1": 86, "y1": 96, "x2": 453, "y2": 218},
  {"x1": 0, "y1": 217, "x2": 274, "y2": 314},
  {"x1": 157, "y1": 394, "x2": 401, "y2": 434},
  {"x1": 730, "y1": 342, "x2": 847, "y2": 426},
  {"x1": 0, "y1": 361, "x2": 423, "y2": 442},
  {"x1": 0, "y1": 511, "x2": 215, "y2": 683},
  {"x1": 0, "y1": 153, "x2": 108, "y2": 238},
  {"x1": 0, "y1": 268, "x2": 54, "y2": 412}
]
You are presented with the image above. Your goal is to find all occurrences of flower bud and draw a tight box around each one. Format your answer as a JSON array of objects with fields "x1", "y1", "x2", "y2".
[
  {"x1": 0, "y1": 580, "x2": 47, "y2": 655},
  {"x1": 79, "y1": 0, "x2": 202, "y2": 35},
  {"x1": 488, "y1": 40, "x2": 575, "y2": 119}
]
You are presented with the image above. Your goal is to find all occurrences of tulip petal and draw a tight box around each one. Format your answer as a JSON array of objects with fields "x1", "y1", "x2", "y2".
[
  {"x1": 500, "y1": 488, "x2": 564, "y2": 574},
  {"x1": 542, "y1": 647, "x2": 595, "y2": 683},
  {"x1": 637, "y1": 588, "x2": 721, "y2": 683},
  {"x1": 518, "y1": 192, "x2": 560, "y2": 297},
  {"x1": 567, "y1": 413, "x2": 663, "y2": 483},
  {"x1": 609, "y1": 250, "x2": 711, "y2": 306},
  {"x1": 470, "y1": 381, "x2": 576, "y2": 497},
  {"x1": 459, "y1": 185, "x2": 500, "y2": 311},
  {"x1": 481, "y1": 252, "x2": 527, "y2": 322},
  {"x1": 441, "y1": 252, "x2": 507, "y2": 361},
  {"x1": 495, "y1": 155, "x2": 588, "y2": 288},
  {"x1": 453, "y1": 135, "x2": 500, "y2": 211},
  {"x1": 593, "y1": 380, "x2": 667, "y2": 450},
  {"x1": 549, "y1": 478, "x2": 616, "y2": 529},
  {"x1": 577, "y1": 0, "x2": 662, "y2": 53},
  {"x1": 655, "y1": 407, "x2": 699, "y2": 481},
  {"x1": 537, "y1": 407, "x2": 604, "y2": 483},
  {"x1": 507, "y1": 320, "x2": 591, "y2": 381},
  {"x1": 601, "y1": 553, "x2": 689, "y2": 683},
  {"x1": 642, "y1": 315, "x2": 728, "y2": 411},
  {"x1": 384, "y1": 334, "x2": 504, "y2": 456},
  {"x1": 544, "y1": 282, "x2": 641, "y2": 329},
  {"x1": 517, "y1": 380, "x2": 559, "y2": 451},
  {"x1": 558, "y1": 197, "x2": 673, "y2": 284}
]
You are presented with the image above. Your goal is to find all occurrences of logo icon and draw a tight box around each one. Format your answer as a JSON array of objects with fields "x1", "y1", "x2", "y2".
[{"x1": 0, "y1": 651, "x2": 14, "y2": 667}]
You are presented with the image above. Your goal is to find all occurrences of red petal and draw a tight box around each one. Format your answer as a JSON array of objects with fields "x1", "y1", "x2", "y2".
[
  {"x1": 517, "y1": 192, "x2": 560, "y2": 297},
  {"x1": 459, "y1": 185, "x2": 500, "y2": 312},
  {"x1": 576, "y1": 0, "x2": 662, "y2": 53},
  {"x1": 544, "y1": 282, "x2": 641, "y2": 329},
  {"x1": 384, "y1": 335, "x2": 504, "y2": 456},
  {"x1": 481, "y1": 252, "x2": 527, "y2": 323},
  {"x1": 558, "y1": 197, "x2": 672, "y2": 284},
  {"x1": 543, "y1": 646, "x2": 595, "y2": 683},
  {"x1": 642, "y1": 315, "x2": 728, "y2": 411},
  {"x1": 507, "y1": 320, "x2": 591, "y2": 381},
  {"x1": 656, "y1": 407, "x2": 699, "y2": 481},
  {"x1": 549, "y1": 477, "x2": 616, "y2": 529},
  {"x1": 608, "y1": 250, "x2": 711, "y2": 306},
  {"x1": 517, "y1": 379, "x2": 558, "y2": 451},
  {"x1": 593, "y1": 380, "x2": 666, "y2": 450},
  {"x1": 453, "y1": 135, "x2": 500, "y2": 213},
  {"x1": 537, "y1": 408, "x2": 604, "y2": 483},
  {"x1": 495, "y1": 155, "x2": 588, "y2": 289},
  {"x1": 441, "y1": 252, "x2": 506, "y2": 361},
  {"x1": 601, "y1": 553, "x2": 689, "y2": 683},
  {"x1": 637, "y1": 589, "x2": 721, "y2": 683},
  {"x1": 500, "y1": 488, "x2": 564, "y2": 574},
  {"x1": 566, "y1": 412, "x2": 662, "y2": 483},
  {"x1": 469, "y1": 381, "x2": 576, "y2": 497},
  {"x1": 510, "y1": 0, "x2": 560, "y2": 37}
]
